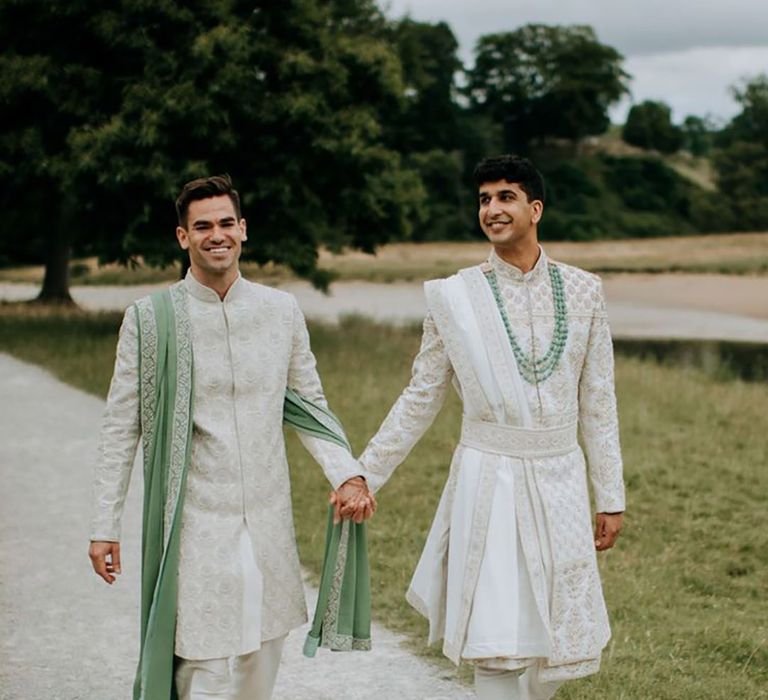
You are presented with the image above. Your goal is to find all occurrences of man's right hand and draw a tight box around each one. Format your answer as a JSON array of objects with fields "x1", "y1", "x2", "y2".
[{"x1": 89, "y1": 541, "x2": 122, "y2": 584}]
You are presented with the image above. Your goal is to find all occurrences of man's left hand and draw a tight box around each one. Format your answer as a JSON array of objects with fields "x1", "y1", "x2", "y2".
[{"x1": 594, "y1": 512, "x2": 623, "y2": 551}]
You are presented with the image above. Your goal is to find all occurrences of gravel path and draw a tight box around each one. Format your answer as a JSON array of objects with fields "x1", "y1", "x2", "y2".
[
  {"x1": 0, "y1": 353, "x2": 471, "y2": 700},
  {"x1": 2, "y1": 277, "x2": 768, "y2": 342}
]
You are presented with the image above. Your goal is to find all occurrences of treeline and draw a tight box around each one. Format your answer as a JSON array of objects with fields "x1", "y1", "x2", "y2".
[{"x1": 1, "y1": 0, "x2": 766, "y2": 301}]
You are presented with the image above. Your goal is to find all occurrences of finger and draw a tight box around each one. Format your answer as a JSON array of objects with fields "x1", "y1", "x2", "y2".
[
  {"x1": 595, "y1": 514, "x2": 609, "y2": 546},
  {"x1": 340, "y1": 496, "x2": 363, "y2": 517},
  {"x1": 605, "y1": 528, "x2": 621, "y2": 549},
  {"x1": 92, "y1": 556, "x2": 115, "y2": 584},
  {"x1": 330, "y1": 490, "x2": 343, "y2": 523},
  {"x1": 112, "y1": 544, "x2": 122, "y2": 574}
]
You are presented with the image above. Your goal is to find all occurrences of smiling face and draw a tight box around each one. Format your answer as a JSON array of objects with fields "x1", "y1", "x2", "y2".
[
  {"x1": 477, "y1": 180, "x2": 543, "y2": 251},
  {"x1": 176, "y1": 195, "x2": 247, "y2": 288}
]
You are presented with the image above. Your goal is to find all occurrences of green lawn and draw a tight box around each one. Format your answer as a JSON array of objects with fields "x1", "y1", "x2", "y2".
[{"x1": 1, "y1": 306, "x2": 766, "y2": 699}]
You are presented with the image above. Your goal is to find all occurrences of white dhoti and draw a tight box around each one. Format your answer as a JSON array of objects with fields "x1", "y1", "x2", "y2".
[{"x1": 462, "y1": 453, "x2": 552, "y2": 662}]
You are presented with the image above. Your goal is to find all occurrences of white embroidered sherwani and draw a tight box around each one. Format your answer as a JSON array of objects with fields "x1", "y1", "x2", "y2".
[
  {"x1": 91, "y1": 272, "x2": 360, "y2": 660},
  {"x1": 359, "y1": 248, "x2": 625, "y2": 682}
]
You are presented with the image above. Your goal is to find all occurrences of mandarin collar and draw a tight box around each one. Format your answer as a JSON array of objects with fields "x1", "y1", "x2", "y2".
[
  {"x1": 183, "y1": 269, "x2": 244, "y2": 303},
  {"x1": 488, "y1": 246, "x2": 548, "y2": 283}
]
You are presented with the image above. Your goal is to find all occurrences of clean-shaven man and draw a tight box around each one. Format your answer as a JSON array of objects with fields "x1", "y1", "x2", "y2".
[
  {"x1": 89, "y1": 175, "x2": 373, "y2": 700},
  {"x1": 358, "y1": 155, "x2": 625, "y2": 700}
]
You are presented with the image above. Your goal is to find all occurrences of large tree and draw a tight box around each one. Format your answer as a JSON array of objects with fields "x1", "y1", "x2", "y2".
[
  {"x1": 467, "y1": 24, "x2": 629, "y2": 152},
  {"x1": 387, "y1": 18, "x2": 463, "y2": 153},
  {"x1": 0, "y1": 0, "x2": 153, "y2": 301},
  {"x1": 0, "y1": 0, "x2": 426, "y2": 301},
  {"x1": 710, "y1": 75, "x2": 768, "y2": 230},
  {"x1": 622, "y1": 100, "x2": 683, "y2": 154}
]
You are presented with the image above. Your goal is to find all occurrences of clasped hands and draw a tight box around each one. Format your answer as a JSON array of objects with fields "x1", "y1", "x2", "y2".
[{"x1": 330, "y1": 475, "x2": 377, "y2": 524}]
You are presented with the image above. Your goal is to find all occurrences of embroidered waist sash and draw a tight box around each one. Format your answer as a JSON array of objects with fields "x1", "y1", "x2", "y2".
[{"x1": 460, "y1": 419, "x2": 578, "y2": 459}]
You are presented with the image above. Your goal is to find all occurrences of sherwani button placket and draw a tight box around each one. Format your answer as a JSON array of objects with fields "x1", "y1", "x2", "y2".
[
  {"x1": 222, "y1": 293, "x2": 263, "y2": 654},
  {"x1": 221, "y1": 299, "x2": 247, "y2": 518}
]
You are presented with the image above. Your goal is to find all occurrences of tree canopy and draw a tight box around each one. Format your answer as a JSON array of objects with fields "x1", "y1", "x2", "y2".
[
  {"x1": 0, "y1": 0, "x2": 426, "y2": 299},
  {"x1": 467, "y1": 24, "x2": 629, "y2": 152},
  {"x1": 622, "y1": 100, "x2": 683, "y2": 154},
  {"x1": 0, "y1": 4, "x2": 757, "y2": 302},
  {"x1": 711, "y1": 75, "x2": 768, "y2": 230}
]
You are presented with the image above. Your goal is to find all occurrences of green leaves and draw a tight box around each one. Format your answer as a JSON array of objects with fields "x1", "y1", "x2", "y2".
[
  {"x1": 0, "y1": 0, "x2": 427, "y2": 295},
  {"x1": 467, "y1": 24, "x2": 630, "y2": 150},
  {"x1": 623, "y1": 101, "x2": 684, "y2": 154}
]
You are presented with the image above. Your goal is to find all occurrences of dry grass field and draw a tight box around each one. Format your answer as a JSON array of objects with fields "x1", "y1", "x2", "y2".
[{"x1": 1, "y1": 232, "x2": 767, "y2": 287}]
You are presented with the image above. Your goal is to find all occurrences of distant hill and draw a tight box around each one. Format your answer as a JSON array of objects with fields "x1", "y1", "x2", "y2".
[
  {"x1": 582, "y1": 126, "x2": 716, "y2": 192},
  {"x1": 530, "y1": 140, "x2": 713, "y2": 241}
]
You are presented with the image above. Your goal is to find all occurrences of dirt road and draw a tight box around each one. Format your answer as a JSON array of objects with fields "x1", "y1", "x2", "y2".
[{"x1": 2, "y1": 273, "x2": 767, "y2": 342}]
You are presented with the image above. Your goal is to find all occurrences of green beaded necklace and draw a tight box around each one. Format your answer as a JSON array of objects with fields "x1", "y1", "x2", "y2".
[{"x1": 483, "y1": 261, "x2": 568, "y2": 384}]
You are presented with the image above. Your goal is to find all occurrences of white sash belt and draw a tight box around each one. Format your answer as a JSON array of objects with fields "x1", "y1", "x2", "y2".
[{"x1": 460, "y1": 419, "x2": 578, "y2": 459}]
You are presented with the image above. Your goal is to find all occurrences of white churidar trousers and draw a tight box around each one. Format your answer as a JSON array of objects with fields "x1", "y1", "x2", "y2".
[
  {"x1": 175, "y1": 635, "x2": 286, "y2": 700},
  {"x1": 475, "y1": 667, "x2": 562, "y2": 700}
]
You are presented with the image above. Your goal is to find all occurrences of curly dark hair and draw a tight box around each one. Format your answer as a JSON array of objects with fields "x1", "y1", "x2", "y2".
[{"x1": 473, "y1": 155, "x2": 545, "y2": 204}]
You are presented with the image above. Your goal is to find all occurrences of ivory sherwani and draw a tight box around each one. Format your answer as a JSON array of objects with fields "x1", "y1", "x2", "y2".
[
  {"x1": 359, "y1": 248, "x2": 624, "y2": 683},
  {"x1": 91, "y1": 272, "x2": 360, "y2": 660}
]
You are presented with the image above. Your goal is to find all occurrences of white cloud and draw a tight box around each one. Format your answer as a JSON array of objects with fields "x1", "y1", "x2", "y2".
[
  {"x1": 386, "y1": 0, "x2": 768, "y2": 55},
  {"x1": 613, "y1": 46, "x2": 768, "y2": 123},
  {"x1": 384, "y1": 0, "x2": 768, "y2": 120}
]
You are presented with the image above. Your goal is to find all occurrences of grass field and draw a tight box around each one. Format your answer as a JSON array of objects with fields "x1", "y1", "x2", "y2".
[
  {"x1": 1, "y1": 232, "x2": 767, "y2": 287},
  {"x1": 0, "y1": 306, "x2": 766, "y2": 699}
]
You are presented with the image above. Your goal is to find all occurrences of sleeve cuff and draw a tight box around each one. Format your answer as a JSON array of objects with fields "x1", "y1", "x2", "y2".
[
  {"x1": 594, "y1": 494, "x2": 626, "y2": 514},
  {"x1": 328, "y1": 464, "x2": 366, "y2": 491},
  {"x1": 90, "y1": 520, "x2": 121, "y2": 542}
]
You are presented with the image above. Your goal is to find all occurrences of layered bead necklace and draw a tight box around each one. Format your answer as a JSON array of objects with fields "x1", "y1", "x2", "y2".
[{"x1": 483, "y1": 261, "x2": 568, "y2": 384}]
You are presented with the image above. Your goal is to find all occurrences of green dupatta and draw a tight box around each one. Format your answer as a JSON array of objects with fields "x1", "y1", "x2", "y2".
[
  {"x1": 132, "y1": 285, "x2": 370, "y2": 700},
  {"x1": 285, "y1": 390, "x2": 372, "y2": 658}
]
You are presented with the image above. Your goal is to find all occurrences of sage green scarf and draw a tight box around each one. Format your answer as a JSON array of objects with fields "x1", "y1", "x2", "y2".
[{"x1": 132, "y1": 285, "x2": 370, "y2": 700}]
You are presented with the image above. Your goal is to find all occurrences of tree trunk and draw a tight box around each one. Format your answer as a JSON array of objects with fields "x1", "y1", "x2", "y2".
[{"x1": 36, "y1": 233, "x2": 74, "y2": 305}]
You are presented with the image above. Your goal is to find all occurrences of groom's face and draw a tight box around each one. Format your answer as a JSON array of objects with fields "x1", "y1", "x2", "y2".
[
  {"x1": 176, "y1": 195, "x2": 247, "y2": 277},
  {"x1": 477, "y1": 180, "x2": 542, "y2": 248}
]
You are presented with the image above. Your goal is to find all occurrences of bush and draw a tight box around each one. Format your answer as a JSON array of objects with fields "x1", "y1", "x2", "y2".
[{"x1": 623, "y1": 100, "x2": 683, "y2": 153}]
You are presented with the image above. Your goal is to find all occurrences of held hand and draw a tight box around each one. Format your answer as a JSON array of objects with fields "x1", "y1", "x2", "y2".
[
  {"x1": 89, "y1": 541, "x2": 122, "y2": 584},
  {"x1": 594, "y1": 512, "x2": 623, "y2": 551},
  {"x1": 331, "y1": 477, "x2": 377, "y2": 524}
]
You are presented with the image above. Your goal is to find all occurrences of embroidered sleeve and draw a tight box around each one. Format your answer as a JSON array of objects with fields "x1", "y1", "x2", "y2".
[
  {"x1": 287, "y1": 297, "x2": 361, "y2": 490},
  {"x1": 90, "y1": 308, "x2": 141, "y2": 541},
  {"x1": 358, "y1": 313, "x2": 454, "y2": 493},
  {"x1": 578, "y1": 281, "x2": 626, "y2": 513}
]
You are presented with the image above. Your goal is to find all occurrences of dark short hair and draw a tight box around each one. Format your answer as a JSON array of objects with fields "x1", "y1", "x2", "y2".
[
  {"x1": 473, "y1": 155, "x2": 545, "y2": 204},
  {"x1": 175, "y1": 174, "x2": 242, "y2": 228}
]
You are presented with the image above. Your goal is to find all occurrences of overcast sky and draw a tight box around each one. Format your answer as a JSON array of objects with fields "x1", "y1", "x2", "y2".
[{"x1": 384, "y1": 0, "x2": 768, "y2": 123}]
